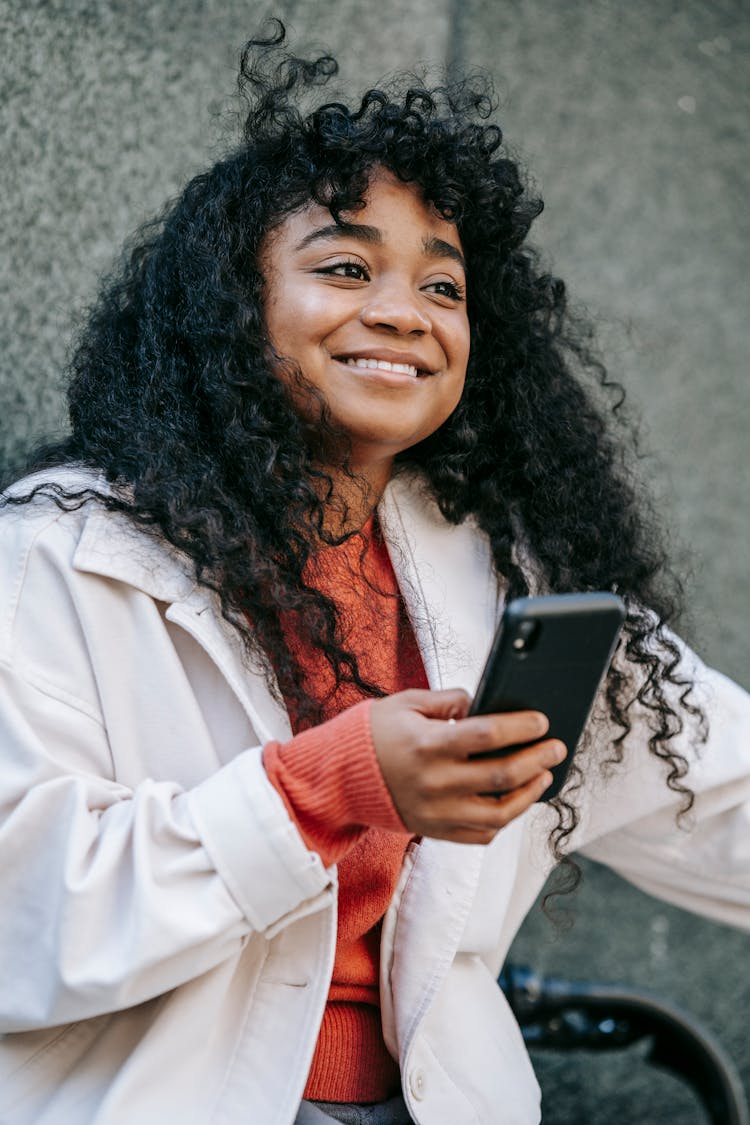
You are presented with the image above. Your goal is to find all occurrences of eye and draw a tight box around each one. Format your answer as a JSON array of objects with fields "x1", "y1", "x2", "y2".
[
  {"x1": 424, "y1": 278, "x2": 466, "y2": 302},
  {"x1": 316, "y1": 259, "x2": 370, "y2": 282}
]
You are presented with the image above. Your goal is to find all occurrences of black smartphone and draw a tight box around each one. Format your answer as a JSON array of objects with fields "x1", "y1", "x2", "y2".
[{"x1": 468, "y1": 592, "x2": 626, "y2": 801}]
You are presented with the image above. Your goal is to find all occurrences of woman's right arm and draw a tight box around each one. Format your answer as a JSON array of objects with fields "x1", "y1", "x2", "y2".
[
  {"x1": 0, "y1": 658, "x2": 339, "y2": 1032},
  {"x1": 0, "y1": 500, "x2": 340, "y2": 1032}
]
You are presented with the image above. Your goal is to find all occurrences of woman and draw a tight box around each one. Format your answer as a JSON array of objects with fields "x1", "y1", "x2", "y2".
[{"x1": 0, "y1": 25, "x2": 748, "y2": 1125}]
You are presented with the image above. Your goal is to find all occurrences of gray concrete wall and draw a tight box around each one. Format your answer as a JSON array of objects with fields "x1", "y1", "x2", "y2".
[{"x1": 1, "y1": 2, "x2": 748, "y2": 1119}]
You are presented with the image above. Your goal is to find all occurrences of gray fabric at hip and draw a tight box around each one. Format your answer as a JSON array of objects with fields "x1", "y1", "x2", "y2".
[{"x1": 295, "y1": 1093, "x2": 413, "y2": 1123}]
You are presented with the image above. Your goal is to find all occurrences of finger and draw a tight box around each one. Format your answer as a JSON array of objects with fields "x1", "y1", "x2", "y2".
[
  {"x1": 421, "y1": 738, "x2": 564, "y2": 800},
  {"x1": 399, "y1": 687, "x2": 472, "y2": 721},
  {"x1": 461, "y1": 769, "x2": 554, "y2": 828},
  {"x1": 461, "y1": 738, "x2": 566, "y2": 797},
  {"x1": 428, "y1": 825, "x2": 500, "y2": 846},
  {"x1": 427, "y1": 709, "x2": 550, "y2": 757},
  {"x1": 421, "y1": 770, "x2": 554, "y2": 843}
]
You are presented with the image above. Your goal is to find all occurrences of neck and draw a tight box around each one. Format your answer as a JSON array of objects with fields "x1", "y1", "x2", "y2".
[{"x1": 318, "y1": 457, "x2": 393, "y2": 538}]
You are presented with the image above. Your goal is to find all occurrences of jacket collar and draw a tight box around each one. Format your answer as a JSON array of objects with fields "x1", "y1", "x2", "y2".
[
  {"x1": 8, "y1": 465, "x2": 197, "y2": 605},
  {"x1": 73, "y1": 502, "x2": 197, "y2": 603}
]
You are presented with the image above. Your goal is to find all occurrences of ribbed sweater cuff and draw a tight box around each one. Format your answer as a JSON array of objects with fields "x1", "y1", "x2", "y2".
[{"x1": 262, "y1": 701, "x2": 408, "y2": 867}]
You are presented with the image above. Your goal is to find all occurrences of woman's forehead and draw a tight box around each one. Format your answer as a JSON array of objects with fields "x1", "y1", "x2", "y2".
[{"x1": 264, "y1": 169, "x2": 464, "y2": 258}]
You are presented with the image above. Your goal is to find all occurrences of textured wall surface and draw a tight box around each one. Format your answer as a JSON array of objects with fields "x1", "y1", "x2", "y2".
[{"x1": 1, "y1": 1, "x2": 748, "y2": 1119}]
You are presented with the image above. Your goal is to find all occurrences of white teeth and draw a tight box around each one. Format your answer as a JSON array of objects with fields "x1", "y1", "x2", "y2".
[{"x1": 344, "y1": 358, "x2": 419, "y2": 378}]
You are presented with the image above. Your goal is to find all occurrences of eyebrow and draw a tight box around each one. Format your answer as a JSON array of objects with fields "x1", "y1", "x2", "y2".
[
  {"x1": 293, "y1": 222, "x2": 381, "y2": 252},
  {"x1": 293, "y1": 223, "x2": 466, "y2": 272},
  {"x1": 422, "y1": 235, "x2": 466, "y2": 272}
]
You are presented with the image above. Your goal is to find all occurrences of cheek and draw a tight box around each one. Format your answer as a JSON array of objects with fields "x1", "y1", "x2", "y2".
[
  {"x1": 448, "y1": 371, "x2": 467, "y2": 416},
  {"x1": 264, "y1": 282, "x2": 338, "y2": 356},
  {"x1": 449, "y1": 316, "x2": 471, "y2": 377}
]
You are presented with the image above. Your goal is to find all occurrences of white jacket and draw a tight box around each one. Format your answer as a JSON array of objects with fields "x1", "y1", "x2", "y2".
[{"x1": 0, "y1": 468, "x2": 748, "y2": 1124}]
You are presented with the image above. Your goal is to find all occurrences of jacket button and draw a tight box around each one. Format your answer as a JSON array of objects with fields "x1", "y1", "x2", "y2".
[{"x1": 409, "y1": 1067, "x2": 426, "y2": 1100}]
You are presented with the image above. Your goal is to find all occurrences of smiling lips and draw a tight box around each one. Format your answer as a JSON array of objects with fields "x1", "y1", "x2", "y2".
[
  {"x1": 345, "y1": 357, "x2": 419, "y2": 378},
  {"x1": 335, "y1": 355, "x2": 429, "y2": 379}
]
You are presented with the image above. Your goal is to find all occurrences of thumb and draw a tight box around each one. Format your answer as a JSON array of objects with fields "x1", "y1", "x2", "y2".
[{"x1": 406, "y1": 687, "x2": 472, "y2": 721}]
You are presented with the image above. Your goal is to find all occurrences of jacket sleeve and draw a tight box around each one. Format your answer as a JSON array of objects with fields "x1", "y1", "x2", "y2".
[
  {"x1": 263, "y1": 701, "x2": 409, "y2": 866},
  {"x1": 0, "y1": 658, "x2": 337, "y2": 1032},
  {"x1": 574, "y1": 641, "x2": 750, "y2": 932}
]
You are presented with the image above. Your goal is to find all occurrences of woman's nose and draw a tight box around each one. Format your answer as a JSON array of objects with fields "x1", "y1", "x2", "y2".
[{"x1": 359, "y1": 284, "x2": 432, "y2": 335}]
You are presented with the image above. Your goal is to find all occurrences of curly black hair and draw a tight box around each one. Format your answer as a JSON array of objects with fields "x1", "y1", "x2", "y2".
[{"x1": 8, "y1": 21, "x2": 705, "y2": 887}]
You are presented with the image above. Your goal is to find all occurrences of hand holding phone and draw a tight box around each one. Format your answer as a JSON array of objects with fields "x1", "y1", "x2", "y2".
[
  {"x1": 369, "y1": 687, "x2": 567, "y2": 844},
  {"x1": 469, "y1": 592, "x2": 625, "y2": 801}
]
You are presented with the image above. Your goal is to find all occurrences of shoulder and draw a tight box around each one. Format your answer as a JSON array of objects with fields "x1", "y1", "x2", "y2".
[
  {"x1": 0, "y1": 469, "x2": 101, "y2": 616},
  {"x1": 0, "y1": 467, "x2": 119, "y2": 597},
  {"x1": 0, "y1": 466, "x2": 111, "y2": 547},
  {"x1": 0, "y1": 467, "x2": 192, "y2": 665}
]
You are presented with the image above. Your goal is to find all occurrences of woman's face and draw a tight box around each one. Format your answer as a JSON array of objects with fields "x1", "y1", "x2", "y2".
[{"x1": 260, "y1": 169, "x2": 470, "y2": 479}]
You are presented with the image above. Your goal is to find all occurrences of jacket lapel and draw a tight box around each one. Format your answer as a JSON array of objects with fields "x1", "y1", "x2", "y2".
[
  {"x1": 378, "y1": 470, "x2": 503, "y2": 693},
  {"x1": 378, "y1": 473, "x2": 505, "y2": 1058},
  {"x1": 165, "y1": 597, "x2": 293, "y2": 744}
]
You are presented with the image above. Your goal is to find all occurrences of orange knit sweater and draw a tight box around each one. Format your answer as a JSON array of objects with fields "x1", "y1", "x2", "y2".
[{"x1": 262, "y1": 515, "x2": 428, "y2": 1103}]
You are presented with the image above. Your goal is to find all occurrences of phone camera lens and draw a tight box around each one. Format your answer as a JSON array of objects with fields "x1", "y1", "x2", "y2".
[{"x1": 513, "y1": 620, "x2": 539, "y2": 653}]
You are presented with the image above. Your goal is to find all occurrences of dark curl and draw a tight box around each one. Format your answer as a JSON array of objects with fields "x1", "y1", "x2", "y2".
[{"x1": 9, "y1": 21, "x2": 705, "y2": 897}]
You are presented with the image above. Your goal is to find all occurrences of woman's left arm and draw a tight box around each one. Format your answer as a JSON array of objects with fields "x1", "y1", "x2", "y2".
[{"x1": 576, "y1": 648, "x2": 750, "y2": 931}]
